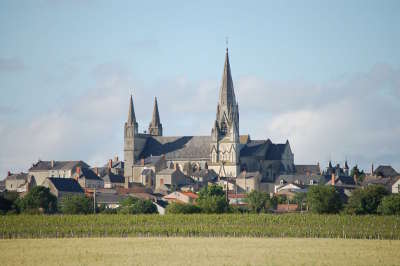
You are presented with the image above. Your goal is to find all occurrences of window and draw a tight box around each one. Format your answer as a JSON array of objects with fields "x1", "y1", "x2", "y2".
[
  {"x1": 220, "y1": 121, "x2": 227, "y2": 136},
  {"x1": 280, "y1": 180, "x2": 284, "y2": 185},
  {"x1": 160, "y1": 178, "x2": 164, "y2": 185},
  {"x1": 310, "y1": 180, "x2": 314, "y2": 185}
]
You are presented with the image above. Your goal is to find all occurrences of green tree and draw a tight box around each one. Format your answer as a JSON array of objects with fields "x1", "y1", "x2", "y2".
[
  {"x1": 117, "y1": 196, "x2": 157, "y2": 214},
  {"x1": 350, "y1": 165, "x2": 366, "y2": 183},
  {"x1": 166, "y1": 202, "x2": 202, "y2": 214},
  {"x1": 378, "y1": 194, "x2": 400, "y2": 215},
  {"x1": 17, "y1": 186, "x2": 57, "y2": 214},
  {"x1": 197, "y1": 185, "x2": 229, "y2": 213},
  {"x1": 307, "y1": 186, "x2": 343, "y2": 214},
  {"x1": 60, "y1": 195, "x2": 93, "y2": 214},
  {"x1": 0, "y1": 191, "x2": 19, "y2": 214},
  {"x1": 293, "y1": 192, "x2": 307, "y2": 211},
  {"x1": 245, "y1": 190, "x2": 270, "y2": 213},
  {"x1": 345, "y1": 185, "x2": 389, "y2": 214}
]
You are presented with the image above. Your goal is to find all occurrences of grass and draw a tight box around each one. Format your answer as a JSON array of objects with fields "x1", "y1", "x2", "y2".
[
  {"x1": 1, "y1": 213, "x2": 400, "y2": 239},
  {"x1": 1, "y1": 237, "x2": 400, "y2": 266}
]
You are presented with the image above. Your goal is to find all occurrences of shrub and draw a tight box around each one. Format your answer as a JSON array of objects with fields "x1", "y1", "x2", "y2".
[
  {"x1": 117, "y1": 197, "x2": 157, "y2": 214},
  {"x1": 245, "y1": 190, "x2": 270, "y2": 213},
  {"x1": 166, "y1": 202, "x2": 201, "y2": 214},
  {"x1": 60, "y1": 195, "x2": 93, "y2": 214},
  {"x1": 307, "y1": 186, "x2": 342, "y2": 214},
  {"x1": 197, "y1": 185, "x2": 229, "y2": 213},
  {"x1": 345, "y1": 185, "x2": 389, "y2": 214},
  {"x1": 378, "y1": 194, "x2": 400, "y2": 215},
  {"x1": 17, "y1": 186, "x2": 57, "y2": 214}
]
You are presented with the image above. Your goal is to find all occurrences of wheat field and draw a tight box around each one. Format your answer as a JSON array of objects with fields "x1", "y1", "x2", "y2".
[{"x1": 1, "y1": 237, "x2": 399, "y2": 266}]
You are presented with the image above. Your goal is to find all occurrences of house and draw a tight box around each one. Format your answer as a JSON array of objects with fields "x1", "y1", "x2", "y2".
[
  {"x1": 104, "y1": 156, "x2": 125, "y2": 176},
  {"x1": 140, "y1": 168, "x2": 155, "y2": 188},
  {"x1": 163, "y1": 191, "x2": 198, "y2": 204},
  {"x1": 74, "y1": 167, "x2": 104, "y2": 189},
  {"x1": 0, "y1": 180, "x2": 5, "y2": 192},
  {"x1": 95, "y1": 193, "x2": 128, "y2": 209},
  {"x1": 373, "y1": 165, "x2": 398, "y2": 178},
  {"x1": 102, "y1": 172, "x2": 125, "y2": 188},
  {"x1": 189, "y1": 169, "x2": 218, "y2": 190},
  {"x1": 275, "y1": 174, "x2": 329, "y2": 193},
  {"x1": 155, "y1": 167, "x2": 188, "y2": 191},
  {"x1": 130, "y1": 156, "x2": 167, "y2": 185},
  {"x1": 43, "y1": 177, "x2": 84, "y2": 200},
  {"x1": 228, "y1": 193, "x2": 247, "y2": 206},
  {"x1": 236, "y1": 171, "x2": 261, "y2": 192},
  {"x1": 4, "y1": 172, "x2": 36, "y2": 192},
  {"x1": 362, "y1": 176, "x2": 400, "y2": 193},
  {"x1": 29, "y1": 160, "x2": 90, "y2": 185}
]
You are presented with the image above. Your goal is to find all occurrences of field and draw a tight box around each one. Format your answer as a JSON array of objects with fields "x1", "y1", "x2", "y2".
[
  {"x1": 1, "y1": 237, "x2": 400, "y2": 266},
  {"x1": 1, "y1": 213, "x2": 400, "y2": 239}
]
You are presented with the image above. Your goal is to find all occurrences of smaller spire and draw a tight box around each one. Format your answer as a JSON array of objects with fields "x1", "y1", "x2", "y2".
[
  {"x1": 127, "y1": 94, "x2": 136, "y2": 124},
  {"x1": 149, "y1": 96, "x2": 163, "y2": 136}
]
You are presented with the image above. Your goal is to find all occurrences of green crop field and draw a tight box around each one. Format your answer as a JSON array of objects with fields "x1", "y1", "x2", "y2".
[
  {"x1": 1, "y1": 214, "x2": 399, "y2": 239},
  {"x1": 1, "y1": 237, "x2": 400, "y2": 266}
]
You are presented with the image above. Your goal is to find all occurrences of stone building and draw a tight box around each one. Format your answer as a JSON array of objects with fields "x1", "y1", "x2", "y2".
[{"x1": 123, "y1": 49, "x2": 295, "y2": 186}]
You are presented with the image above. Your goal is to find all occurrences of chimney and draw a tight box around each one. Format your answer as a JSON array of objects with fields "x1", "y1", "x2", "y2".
[
  {"x1": 76, "y1": 166, "x2": 81, "y2": 175},
  {"x1": 95, "y1": 167, "x2": 99, "y2": 176},
  {"x1": 371, "y1": 163, "x2": 374, "y2": 175},
  {"x1": 331, "y1": 173, "x2": 335, "y2": 186},
  {"x1": 7, "y1": 171, "x2": 11, "y2": 177},
  {"x1": 354, "y1": 173, "x2": 358, "y2": 184},
  {"x1": 141, "y1": 158, "x2": 145, "y2": 166},
  {"x1": 108, "y1": 159, "x2": 112, "y2": 169},
  {"x1": 51, "y1": 160, "x2": 55, "y2": 168}
]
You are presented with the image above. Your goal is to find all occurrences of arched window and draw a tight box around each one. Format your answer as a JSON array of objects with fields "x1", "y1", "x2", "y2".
[{"x1": 220, "y1": 121, "x2": 227, "y2": 136}]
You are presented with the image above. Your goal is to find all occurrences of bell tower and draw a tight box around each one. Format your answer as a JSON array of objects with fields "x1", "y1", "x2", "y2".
[
  {"x1": 210, "y1": 48, "x2": 240, "y2": 177},
  {"x1": 124, "y1": 94, "x2": 138, "y2": 181}
]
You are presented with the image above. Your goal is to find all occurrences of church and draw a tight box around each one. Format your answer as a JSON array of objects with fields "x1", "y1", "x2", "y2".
[{"x1": 123, "y1": 48, "x2": 295, "y2": 187}]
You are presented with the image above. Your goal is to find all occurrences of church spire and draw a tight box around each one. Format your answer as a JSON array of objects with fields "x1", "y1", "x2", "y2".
[
  {"x1": 148, "y1": 96, "x2": 163, "y2": 136},
  {"x1": 218, "y1": 48, "x2": 236, "y2": 110},
  {"x1": 127, "y1": 94, "x2": 136, "y2": 124}
]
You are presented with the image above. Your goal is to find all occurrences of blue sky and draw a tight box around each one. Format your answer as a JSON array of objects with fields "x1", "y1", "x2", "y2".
[{"x1": 1, "y1": 0, "x2": 400, "y2": 176}]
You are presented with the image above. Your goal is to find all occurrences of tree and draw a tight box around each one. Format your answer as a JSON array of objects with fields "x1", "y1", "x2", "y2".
[
  {"x1": 293, "y1": 192, "x2": 307, "y2": 212},
  {"x1": 0, "y1": 191, "x2": 19, "y2": 214},
  {"x1": 345, "y1": 185, "x2": 389, "y2": 214},
  {"x1": 378, "y1": 194, "x2": 400, "y2": 215},
  {"x1": 197, "y1": 185, "x2": 229, "y2": 213},
  {"x1": 307, "y1": 186, "x2": 343, "y2": 214},
  {"x1": 60, "y1": 195, "x2": 93, "y2": 214},
  {"x1": 350, "y1": 165, "x2": 366, "y2": 183},
  {"x1": 117, "y1": 196, "x2": 157, "y2": 214},
  {"x1": 17, "y1": 186, "x2": 57, "y2": 214},
  {"x1": 245, "y1": 190, "x2": 270, "y2": 213},
  {"x1": 166, "y1": 202, "x2": 201, "y2": 214}
]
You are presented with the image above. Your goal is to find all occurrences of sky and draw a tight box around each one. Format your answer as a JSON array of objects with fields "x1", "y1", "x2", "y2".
[{"x1": 0, "y1": 0, "x2": 399, "y2": 177}]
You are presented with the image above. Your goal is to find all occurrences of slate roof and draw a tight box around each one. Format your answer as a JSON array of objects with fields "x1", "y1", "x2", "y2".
[
  {"x1": 101, "y1": 172, "x2": 125, "y2": 184},
  {"x1": 240, "y1": 139, "x2": 288, "y2": 160},
  {"x1": 6, "y1": 173, "x2": 29, "y2": 181},
  {"x1": 141, "y1": 169, "x2": 153, "y2": 176},
  {"x1": 48, "y1": 178, "x2": 84, "y2": 193},
  {"x1": 29, "y1": 160, "x2": 89, "y2": 171},
  {"x1": 96, "y1": 193, "x2": 128, "y2": 204},
  {"x1": 191, "y1": 169, "x2": 218, "y2": 179},
  {"x1": 237, "y1": 171, "x2": 261, "y2": 179},
  {"x1": 295, "y1": 165, "x2": 321, "y2": 175},
  {"x1": 276, "y1": 174, "x2": 329, "y2": 185},
  {"x1": 78, "y1": 168, "x2": 102, "y2": 180},
  {"x1": 373, "y1": 165, "x2": 398, "y2": 177},
  {"x1": 135, "y1": 155, "x2": 163, "y2": 166},
  {"x1": 140, "y1": 136, "x2": 211, "y2": 160}
]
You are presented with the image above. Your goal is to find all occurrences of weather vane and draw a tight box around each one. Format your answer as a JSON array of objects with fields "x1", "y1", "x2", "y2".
[{"x1": 225, "y1": 36, "x2": 229, "y2": 50}]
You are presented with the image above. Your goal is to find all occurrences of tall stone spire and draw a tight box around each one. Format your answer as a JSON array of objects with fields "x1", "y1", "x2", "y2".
[
  {"x1": 212, "y1": 48, "x2": 239, "y2": 141},
  {"x1": 127, "y1": 94, "x2": 136, "y2": 124},
  {"x1": 218, "y1": 48, "x2": 237, "y2": 110},
  {"x1": 148, "y1": 97, "x2": 163, "y2": 136}
]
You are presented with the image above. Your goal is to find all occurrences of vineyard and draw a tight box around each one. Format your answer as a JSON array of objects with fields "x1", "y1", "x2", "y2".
[{"x1": 1, "y1": 214, "x2": 399, "y2": 239}]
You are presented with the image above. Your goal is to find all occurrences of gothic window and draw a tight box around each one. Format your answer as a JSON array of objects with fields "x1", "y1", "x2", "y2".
[{"x1": 220, "y1": 121, "x2": 227, "y2": 136}]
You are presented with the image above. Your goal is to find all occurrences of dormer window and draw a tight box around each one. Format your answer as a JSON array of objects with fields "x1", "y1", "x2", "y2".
[
  {"x1": 280, "y1": 179, "x2": 285, "y2": 185},
  {"x1": 310, "y1": 179, "x2": 314, "y2": 185}
]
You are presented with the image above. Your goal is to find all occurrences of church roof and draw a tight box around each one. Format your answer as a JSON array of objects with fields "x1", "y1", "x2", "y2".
[
  {"x1": 240, "y1": 139, "x2": 288, "y2": 160},
  {"x1": 139, "y1": 136, "x2": 211, "y2": 161},
  {"x1": 29, "y1": 160, "x2": 89, "y2": 171}
]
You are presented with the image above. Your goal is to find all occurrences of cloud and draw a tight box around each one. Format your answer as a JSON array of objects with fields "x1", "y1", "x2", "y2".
[
  {"x1": 1, "y1": 62, "x2": 399, "y2": 177},
  {"x1": 0, "y1": 57, "x2": 26, "y2": 72}
]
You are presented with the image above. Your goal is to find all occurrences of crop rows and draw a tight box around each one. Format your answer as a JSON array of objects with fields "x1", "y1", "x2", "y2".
[{"x1": 1, "y1": 214, "x2": 399, "y2": 239}]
